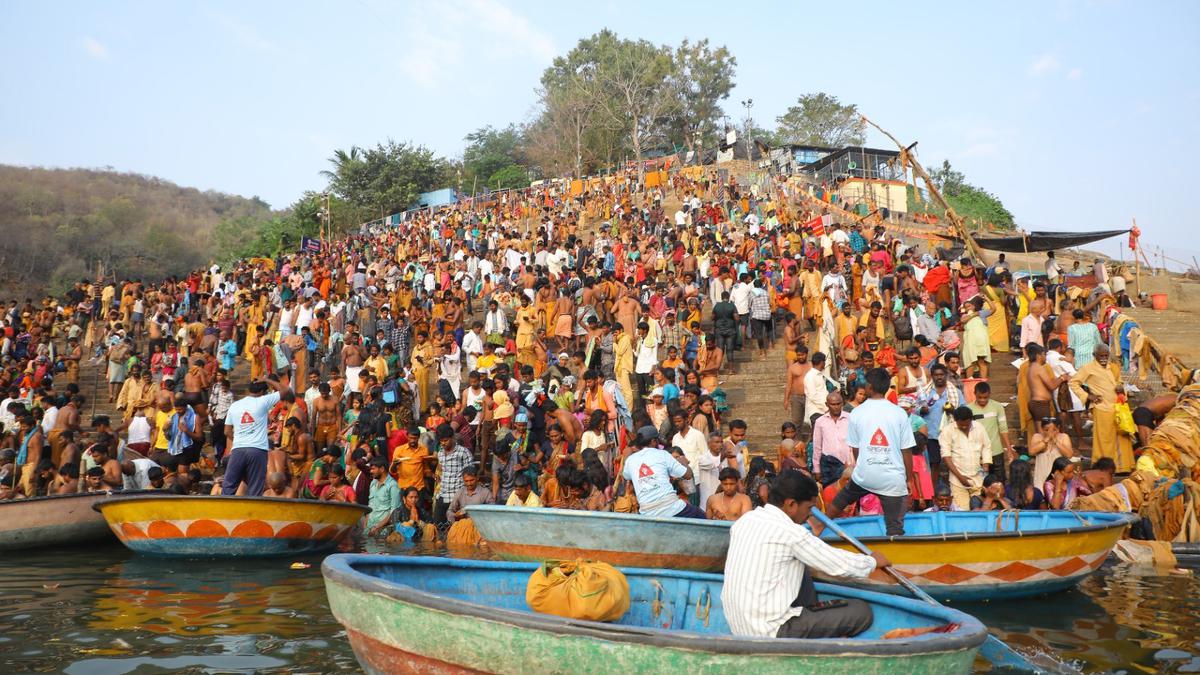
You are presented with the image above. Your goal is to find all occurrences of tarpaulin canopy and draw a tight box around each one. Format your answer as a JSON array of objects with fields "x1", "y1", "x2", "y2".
[{"x1": 974, "y1": 229, "x2": 1130, "y2": 253}]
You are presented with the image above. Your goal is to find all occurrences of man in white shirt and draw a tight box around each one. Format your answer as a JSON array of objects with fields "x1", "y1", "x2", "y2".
[
  {"x1": 723, "y1": 471, "x2": 886, "y2": 639},
  {"x1": 671, "y1": 410, "x2": 709, "y2": 502},
  {"x1": 277, "y1": 300, "x2": 296, "y2": 337},
  {"x1": 729, "y1": 274, "x2": 754, "y2": 344},
  {"x1": 462, "y1": 321, "x2": 485, "y2": 374},
  {"x1": 803, "y1": 352, "x2": 830, "y2": 427}
]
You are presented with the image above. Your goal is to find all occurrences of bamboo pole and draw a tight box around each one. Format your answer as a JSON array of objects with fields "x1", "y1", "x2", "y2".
[
  {"x1": 1133, "y1": 218, "x2": 1141, "y2": 296},
  {"x1": 859, "y1": 114, "x2": 984, "y2": 262}
]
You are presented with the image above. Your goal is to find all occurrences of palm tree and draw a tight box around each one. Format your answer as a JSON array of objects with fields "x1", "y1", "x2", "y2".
[{"x1": 320, "y1": 146, "x2": 363, "y2": 184}]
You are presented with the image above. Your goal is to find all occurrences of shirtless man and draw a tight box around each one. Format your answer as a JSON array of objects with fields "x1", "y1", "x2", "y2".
[
  {"x1": 49, "y1": 395, "x2": 82, "y2": 466},
  {"x1": 706, "y1": 467, "x2": 752, "y2": 521},
  {"x1": 552, "y1": 288, "x2": 575, "y2": 351},
  {"x1": 262, "y1": 471, "x2": 297, "y2": 498},
  {"x1": 1133, "y1": 394, "x2": 1177, "y2": 445},
  {"x1": 1026, "y1": 344, "x2": 1067, "y2": 438},
  {"x1": 283, "y1": 416, "x2": 314, "y2": 493},
  {"x1": 783, "y1": 314, "x2": 806, "y2": 361},
  {"x1": 183, "y1": 356, "x2": 211, "y2": 416},
  {"x1": 15, "y1": 415, "x2": 45, "y2": 496},
  {"x1": 342, "y1": 335, "x2": 367, "y2": 395},
  {"x1": 89, "y1": 443, "x2": 124, "y2": 490},
  {"x1": 312, "y1": 383, "x2": 341, "y2": 448},
  {"x1": 614, "y1": 291, "x2": 641, "y2": 338},
  {"x1": 782, "y1": 346, "x2": 811, "y2": 430},
  {"x1": 542, "y1": 399, "x2": 582, "y2": 447}
]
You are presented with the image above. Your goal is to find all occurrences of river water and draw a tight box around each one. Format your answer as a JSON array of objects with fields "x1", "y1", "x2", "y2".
[{"x1": 1, "y1": 541, "x2": 1197, "y2": 674}]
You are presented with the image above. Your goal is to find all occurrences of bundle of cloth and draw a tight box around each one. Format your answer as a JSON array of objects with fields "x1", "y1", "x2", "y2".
[
  {"x1": 1137, "y1": 384, "x2": 1200, "y2": 480},
  {"x1": 1070, "y1": 385, "x2": 1200, "y2": 543}
]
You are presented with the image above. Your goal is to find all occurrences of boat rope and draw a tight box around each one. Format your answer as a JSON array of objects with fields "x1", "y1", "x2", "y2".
[
  {"x1": 694, "y1": 588, "x2": 711, "y2": 628},
  {"x1": 1066, "y1": 509, "x2": 1092, "y2": 528},
  {"x1": 650, "y1": 580, "x2": 664, "y2": 620},
  {"x1": 994, "y1": 509, "x2": 1020, "y2": 533}
]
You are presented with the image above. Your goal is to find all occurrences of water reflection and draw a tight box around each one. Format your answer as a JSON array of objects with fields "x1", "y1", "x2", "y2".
[
  {"x1": 969, "y1": 562, "x2": 1200, "y2": 673},
  {"x1": 0, "y1": 544, "x2": 359, "y2": 673},
  {"x1": 2, "y1": 540, "x2": 1197, "y2": 673}
]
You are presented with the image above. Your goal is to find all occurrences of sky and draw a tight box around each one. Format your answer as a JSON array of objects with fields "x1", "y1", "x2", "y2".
[{"x1": 2, "y1": 0, "x2": 1199, "y2": 268}]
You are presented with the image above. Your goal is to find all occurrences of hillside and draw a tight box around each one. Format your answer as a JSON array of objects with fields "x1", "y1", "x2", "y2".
[{"x1": 0, "y1": 165, "x2": 274, "y2": 297}]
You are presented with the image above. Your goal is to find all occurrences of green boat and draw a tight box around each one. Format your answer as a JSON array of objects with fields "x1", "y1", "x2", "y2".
[{"x1": 322, "y1": 555, "x2": 987, "y2": 674}]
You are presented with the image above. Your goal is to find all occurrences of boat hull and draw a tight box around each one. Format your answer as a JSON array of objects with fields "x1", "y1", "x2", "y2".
[
  {"x1": 467, "y1": 505, "x2": 730, "y2": 572},
  {"x1": 0, "y1": 492, "x2": 117, "y2": 551},
  {"x1": 822, "y1": 510, "x2": 1137, "y2": 601},
  {"x1": 467, "y1": 506, "x2": 1136, "y2": 601},
  {"x1": 323, "y1": 555, "x2": 985, "y2": 675},
  {"x1": 94, "y1": 495, "x2": 369, "y2": 558}
]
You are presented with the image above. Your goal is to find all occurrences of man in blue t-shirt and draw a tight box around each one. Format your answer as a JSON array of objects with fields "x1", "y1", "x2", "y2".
[
  {"x1": 621, "y1": 427, "x2": 704, "y2": 519},
  {"x1": 828, "y1": 368, "x2": 916, "y2": 535},
  {"x1": 221, "y1": 376, "x2": 287, "y2": 496}
]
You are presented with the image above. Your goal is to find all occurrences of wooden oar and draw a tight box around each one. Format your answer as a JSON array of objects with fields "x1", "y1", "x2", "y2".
[{"x1": 812, "y1": 509, "x2": 1038, "y2": 673}]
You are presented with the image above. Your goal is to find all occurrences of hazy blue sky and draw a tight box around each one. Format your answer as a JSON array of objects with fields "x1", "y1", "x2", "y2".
[{"x1": 2, "y1": 1, "x2": 1198, "y2": 265}]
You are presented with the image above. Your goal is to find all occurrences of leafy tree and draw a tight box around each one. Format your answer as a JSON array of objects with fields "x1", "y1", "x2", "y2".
[
  {"x1": 462, "y1": 126, "x2": 525, "y2": 189},
  {"x1": 666, "y1": 39, "x2": 737, "y2": 153},
  {"x1": 321, "y1": 140, "x2": 451, "y2": 218},
  {"x1": 773, "y1": 93, "x2": 866, "y2": 147},
  {"x1": 929, "y1": 160, "x2": 967, "y2": 195},
  {"x1": 914, "y1": 160, "x2": 1015, "y2": 230},
  {"x1": 487, "y1": 164, "x2": 530, "y2": 190}
]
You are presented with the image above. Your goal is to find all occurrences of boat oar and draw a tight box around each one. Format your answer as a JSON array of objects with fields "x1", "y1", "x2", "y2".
[{"x1": 811, "y1": 510, "x2": 1039, "y2": 673}]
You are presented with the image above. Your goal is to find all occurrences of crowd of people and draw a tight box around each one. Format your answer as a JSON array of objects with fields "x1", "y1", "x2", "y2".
[{"x1": 0, "y1": 164, "x2": 1170, "y2": 544}]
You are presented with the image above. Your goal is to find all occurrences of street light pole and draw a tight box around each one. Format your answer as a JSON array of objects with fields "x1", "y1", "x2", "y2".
[{"x1": 740, "y1": 98, "x2": 754, "y2": 160}]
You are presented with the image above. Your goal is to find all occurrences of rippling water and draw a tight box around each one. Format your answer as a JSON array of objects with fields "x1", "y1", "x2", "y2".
[{"x1": 1, "y1": 540, "x2": 1196, "y2": 673}]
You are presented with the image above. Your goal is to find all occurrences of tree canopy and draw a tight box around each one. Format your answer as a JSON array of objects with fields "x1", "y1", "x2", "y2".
[
  {"x1": 320, "y1": 140, "x2": 452, "y2": 221},
  {"x1": 917, "y1": 160, "x2": 1016, "y2": 230},
  {"x1": 773, "y1": 93, "x2": 866, "y2": 147},
  {"x1": 526, "y1": 30, "x2": 737, "y2": 176}
]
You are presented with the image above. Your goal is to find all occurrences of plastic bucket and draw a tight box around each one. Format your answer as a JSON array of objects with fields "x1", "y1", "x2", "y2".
[{"x1": 1151, "y1": 293, "x2": 1168, "y2": 310}]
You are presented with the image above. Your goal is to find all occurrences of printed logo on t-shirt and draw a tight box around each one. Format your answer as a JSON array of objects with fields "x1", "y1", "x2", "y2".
[
  {"x1": 240, "y1": 411, "x2": 255, "y2": 424},
  {"x1": 638, "y1": 463, "x2": 654, "y2": 479},
  {"x1": 865, "y1": 428, "x2": 894, "y2": 466}
]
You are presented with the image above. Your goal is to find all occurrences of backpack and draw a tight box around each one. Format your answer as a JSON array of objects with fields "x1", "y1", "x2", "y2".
[
  {"x1": 893, "y1": 311, "x2": 914, "y2": 341},
  {"x1": 381, "y1": 379, "x2": 399, "y2": 405}
]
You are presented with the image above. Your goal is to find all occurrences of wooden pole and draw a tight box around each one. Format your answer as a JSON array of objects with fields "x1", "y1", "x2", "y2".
[
  {"x1": 1132, "y1": 218, "x2": 1141, "y2": 296},
  {"x1": 859, "y1": 114, "x2": 984, "y2": 262}
]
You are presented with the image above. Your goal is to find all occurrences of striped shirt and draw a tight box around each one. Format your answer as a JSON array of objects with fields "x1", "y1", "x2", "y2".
[{"x1": 722, "y1": 504, "x2": 877, "y2": 638}]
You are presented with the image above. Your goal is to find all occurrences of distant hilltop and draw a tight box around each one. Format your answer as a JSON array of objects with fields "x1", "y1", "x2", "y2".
[{"x1": 0, "y1": 165, "x2": 273, "y2": 298}]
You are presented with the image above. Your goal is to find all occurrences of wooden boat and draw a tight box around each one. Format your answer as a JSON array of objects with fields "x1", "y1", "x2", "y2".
[
  {"x1": 94, "y1": 494, "x2": 369, "y2": 557},
  {"x1": 821, "y1": 510, "x2": 1138, "y2": 601},
  {"x1": 0, "y1": 491, "x2": 124, "y2": 551},
  {"x1": 467, "y1": 504, "x2": 731, "y2": 571},
  {"x1": 467, "y1": 505, "x2": 1137, "y2": 601},
  {"x1": 322, "y1": 555, "x2": 988, "y2": 675}
]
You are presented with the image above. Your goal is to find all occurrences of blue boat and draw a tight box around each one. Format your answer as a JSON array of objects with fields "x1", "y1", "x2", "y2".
[
  {"x1": 468, "y1": 506, "x2": 1136, "y2": 601},
  {"x1": 322, "y1": 555, "x2": 988, "y2": 674}
]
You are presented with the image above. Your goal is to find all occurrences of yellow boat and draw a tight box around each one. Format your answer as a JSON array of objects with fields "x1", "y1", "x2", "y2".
[
  {"x1": 94, "y1": 495, "x2": 368, "y2": 558},
  {"x1": 821, "y1": 510, "x2": 1138, "y2": 601}
]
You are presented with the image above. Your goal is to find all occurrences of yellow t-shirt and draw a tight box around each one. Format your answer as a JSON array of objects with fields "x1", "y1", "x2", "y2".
[
  {"x1": 154, "y1": 410, "x2": 172, "y2": 450},
  {"x1": 392, "y1": 445, "x2": 430, "y2": 491}
]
